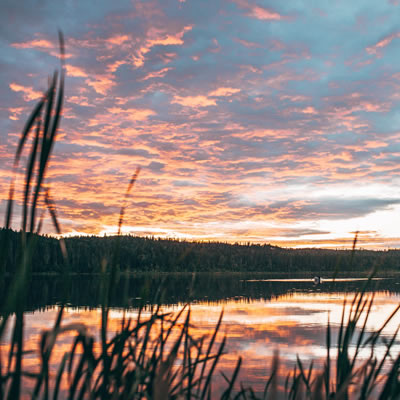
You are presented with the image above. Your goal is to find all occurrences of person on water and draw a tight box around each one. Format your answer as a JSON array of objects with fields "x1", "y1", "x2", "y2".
[{"x1": 313, "y1": 276, "x2": 321, "y2": 284}]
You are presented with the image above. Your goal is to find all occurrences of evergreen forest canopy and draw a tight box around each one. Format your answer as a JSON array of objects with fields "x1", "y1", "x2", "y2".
[{"x1": 2, "y1": 228, "x2": 400, "y2": 274}]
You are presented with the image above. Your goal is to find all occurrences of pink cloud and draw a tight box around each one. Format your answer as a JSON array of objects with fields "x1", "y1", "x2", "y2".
[
  {"x1": 131, "y1": 49, "x2": 148, "y2": 68},
  {"x1": 159, "y1": 52, "x2": 178, "y2": 63},
  {"x1": 249, "y1": 5, "x2": 282, "y2": 20},
  {"x1": 9, "y1": 82, "x2": 42, "y2": 101},
  {"x1": 11, "y1": 37, "x2": 74, "y2": 59},
  {"x1": 107, "y1": 107, "x2": 155, "y2": 121},
  {"x1": 105, "y1": 34, "x2": 130, "y2": 46},
  {"x1": 300, "y1": 106, "x2": 316, "y2": 114},
  {"x1": 233, "y1": 128, "x2": 294, "y2": 140},
  {"x1": 131, "y1": 25, "x2": 192, "y2": 68},
  {"x1": 233, "y1": 0, "x2": 284, "y2": 20},
  {"x1": 266, "y1": 71, "x2": 318, "y2": 90},
  {"x1": 169, "y1": 88, "x2": 239, "y2": 109},
  {"x1": 85, "y1": 74, "x2": 115, "y2": 95},
  {"x1": 67, "y1": 96, "x2": 93, "y2": 107},
  {"x1": 280, "y1": 95, "x2": 310, "y2": 102},
  {"x1": 172, "y1": 95, "x2": 217, "y2": 107},
  {"x1": 239, "y1": 65, "x2": 263, "y2": 74},
  {"x1": 147, "y1": 26, "x2": 192, "y2": 46},
  {"x1": 141, "y1": 67, "x2": 172, "y2": 80},
  {"x1": 209, "y1": 87, "x2": 241, "y2": 97},
  {"x1": 366, "y1": 32, "x2": 400, "y2": 56},
  {"x1": 364, "y1": 140, "x2": 388, "y2": 149},
  {"x1": 8, "y1": 107, "x2": 23, "y2": 121},
  {"x1": 11, "y1": 39, "x2": 53, "y2": 49},
  {"x1": 106, "y1": 60, "x2": 128, "y2": 73},
  {"x1": 269, "y1": 39, "x2": 286, "y2": 51},
  {"x1": 65, "y1": 65, "x2": 88, "y2": 78},
  {"x1": 234, "y1": 38, "x2": 263, "y2": 48}
]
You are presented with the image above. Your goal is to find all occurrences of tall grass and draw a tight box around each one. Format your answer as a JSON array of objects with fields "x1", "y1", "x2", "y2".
[{"x1": 2, "y1": 34, "x2": 400, "y2": 399}]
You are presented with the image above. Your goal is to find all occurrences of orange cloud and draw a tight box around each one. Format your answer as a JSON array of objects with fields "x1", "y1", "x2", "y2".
[
  {"x1": 132, "y1": 50, "x2": 148, "y2": 68},
  {"x1": 248, "y1": 5, "x2": 282, "y2": 20},
  {"x1": 363, "y1": 102, "x2": 385, "y2": 112},
  {"x1": 364, "y1": 140, "x2": 388, "y2": 149},
  {"x1": 8, "y1": 107, "x2": 23, "y2": 121},
  {"x1": 107, "y1": 107, "x2": 155, "y2": 121},
  {"x1": 105, "y1": 34, "x2": 130, "y2": 46},
  {"x1": 132, "y1": 26, "x2": 192, "y2": 68},
  {"x1": 67, "y1": 96, "x2": 93, "y2": 107},
  {"x1": 234, "y1": 128, "x2": 294, "y2": 139},
  {"x1": 11, "y1": 39, "x2": 53, "y2": 49},
  {"x1": 107, "y1": 60, "x2": 128, "y2": 73},
  {"x1": 11, "y1": 37, "x2": 74, "y2": 59},
  {"x1": 141, "y1": 67, "x2": 172, "y2": 80},
  {"x1": 233, "y1": 0, "x2": 283, "y2": 20},
  {"x1": 300, "y1": 106, "x2": 316, "y2": 114},
  {"x1": 172, "y1": 95, "x2": 216, "y2": 107},
  {"x1": 85, "y1": 74, "x2": 115, "y2": 95},
  {"x1": 9, "y1": 82, "x2": 42, "y2": 101},
  {"x1": 65, "y1": 64, "x2": 88, "y2": 78},
  {"x1": 147, "y1": 25, "x2": 192, "y2": 47},
  {"x1": 209, "y1": 87, "x2": 241, "y2": 97}
]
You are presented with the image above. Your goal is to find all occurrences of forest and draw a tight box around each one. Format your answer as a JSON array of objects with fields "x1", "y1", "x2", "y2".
[{"x1": 2, "y1": 228, "x2": 400, "y2": 274}]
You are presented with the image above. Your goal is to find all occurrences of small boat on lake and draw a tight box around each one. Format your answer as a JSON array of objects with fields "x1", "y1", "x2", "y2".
[{"x1": 313, "y1": 276, "x2": 321, "y2": 284}]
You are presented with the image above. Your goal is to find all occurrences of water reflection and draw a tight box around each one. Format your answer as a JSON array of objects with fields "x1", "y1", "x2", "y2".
[
  {"x1": 2, "y1": 273, "x2": 399, "y2": 312},
  {"x1": 2, "y1": 274, "x2": 400, "y2": 398}
]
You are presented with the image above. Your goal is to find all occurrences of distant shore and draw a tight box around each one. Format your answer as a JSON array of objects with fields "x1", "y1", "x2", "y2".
[{"x1": 2, "y1": 228, "x2": 400, "y2": 275}]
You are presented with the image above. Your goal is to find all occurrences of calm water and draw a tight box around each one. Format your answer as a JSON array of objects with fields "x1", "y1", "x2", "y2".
[{"x1": 3, "y1": 273, "x2": 400, "y2": 398}]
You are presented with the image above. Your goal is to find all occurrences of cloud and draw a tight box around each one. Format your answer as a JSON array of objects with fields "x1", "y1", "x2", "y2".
[
  {"x1": 141, "y1": 67, "x2": 172, "y2": 80},
  {"x1": 11, "y1": 36, "x2": 74, "y2": 58},
  {"x1": 268, "y1": 198, "x2": 400, "y2": 221},
  {"x1": 65, "y1": 65, "x2": 88, "y2": 78},
  {"x1": 105, "y1": 34, "x2": 130, "y2": 46},
  {"x1": 232, "y1": 0, "x2": 284, "y2": 20},
  {"x1": 106, "y1": 60, "x2": 127, "y2": 73},
  {"x1": 9, "y1": 83, "x2": 42, "y2": 101},
  {"x1": 8, "y1": 107, "x2": 23, "y2": 121},
  {"x1": 147, "y1": 26, "x2": 192, "y2": 47},
  {"x1": 132, "y1": 25, "x2": 192, "y2": 68},
  {"x1": 209, "y1": 87, "x2": 241, "y2": 97},
  {"x1": 366, "y1": 32, "x2": 400, "y2": 56},
  {"x1": 85, "y1": 74, "x2": 115, "y2": 95},
  {"x1": 11, "y1": 39, "x2": 53, "y2": 49},
  {"x1": 234, "y1": 38, "x2": 263, "y2": 48},
  {"x1": 67, "y1": 95, "x2": 93, "y2": 107},
  {"x1": 107, "y1": 107, "x2": 155, "y2": 121},
  {"x1": 300, "y1": 106, "x2": 316, "y2": 114},
  {"x1": 172, "y1": 95, "x2": 216, "y2": 107}
]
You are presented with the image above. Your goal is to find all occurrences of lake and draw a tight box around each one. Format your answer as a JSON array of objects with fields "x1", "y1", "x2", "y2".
[{"x1": 2, "y1": 273, "x2": 400, "y2": 398}]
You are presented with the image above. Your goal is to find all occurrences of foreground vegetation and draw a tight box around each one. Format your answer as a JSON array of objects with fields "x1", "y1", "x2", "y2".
[
  {"x1": 2, "y1": 34, "x2": 400, "y2": 399},
  {"x1": 3, "y1": 228, "x2": 400, "y2": 274}
]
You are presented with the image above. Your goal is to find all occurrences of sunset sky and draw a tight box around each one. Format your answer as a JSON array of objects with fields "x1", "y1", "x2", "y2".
[{"x1": 2, "y1": 0, "x2": 400, "y2": 248}]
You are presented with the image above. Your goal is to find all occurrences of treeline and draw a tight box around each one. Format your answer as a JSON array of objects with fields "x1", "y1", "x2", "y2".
[{"x1": 1, "y1": 228, "x2": 400, "y2": 274}]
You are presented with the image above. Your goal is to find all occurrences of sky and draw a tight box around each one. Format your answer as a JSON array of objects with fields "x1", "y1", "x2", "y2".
[{"x1": 2, "y1": 0, "x2": 400, "y2": 248}]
